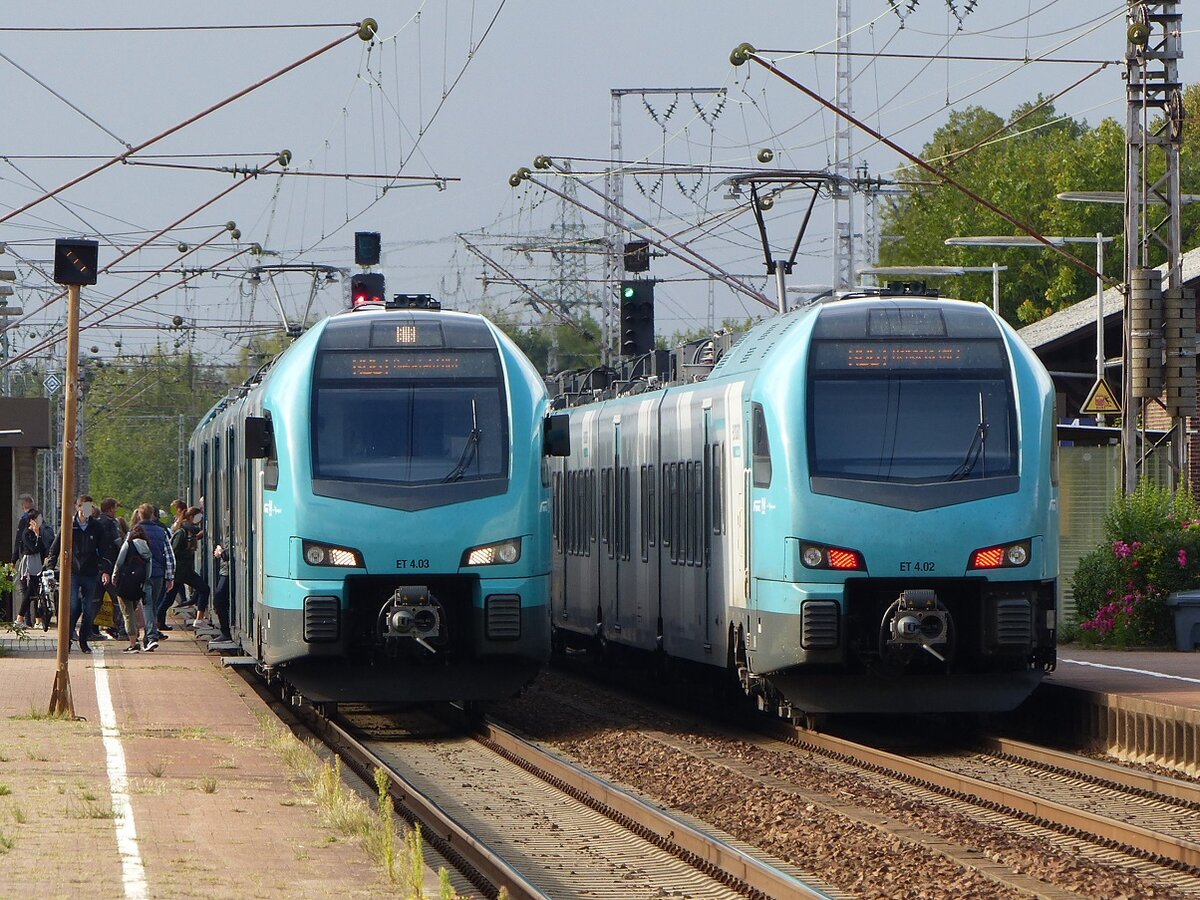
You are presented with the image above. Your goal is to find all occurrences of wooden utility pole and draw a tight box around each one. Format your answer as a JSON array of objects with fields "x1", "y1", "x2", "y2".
[
  {"x1": 48, "y1": 282, "x2": 81, "y2": 716},
  {"x1": 48, "y1": 238, "x2": 98, "y2": 717}
]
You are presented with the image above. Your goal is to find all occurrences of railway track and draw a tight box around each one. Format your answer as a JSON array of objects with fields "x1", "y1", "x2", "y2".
[
  {"x1": 237, "y1": 658, "x2": 839, "y2": 900},
  {"x1": 764, "y1": 720, "x2": 1200, "y2": 891},
  {"x1": 323, "y1": 707, "x2": 835, "y2": 900},
  {"x1": 500, "y1": 670, "x2": 1200, "y2": 899}
]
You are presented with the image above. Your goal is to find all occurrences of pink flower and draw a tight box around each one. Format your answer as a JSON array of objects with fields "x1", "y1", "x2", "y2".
[
  {"x1": 1113, "y1": 540, "x2": 1132, "y2": 559},
  {"x1": 1180, "y1": 548, "x2": 1189, "y2": 568}
]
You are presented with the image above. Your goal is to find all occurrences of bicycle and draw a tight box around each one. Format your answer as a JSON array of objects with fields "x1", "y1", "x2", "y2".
[{"x1": 36, "y1": 568, "x2": 57, "y2": 632}]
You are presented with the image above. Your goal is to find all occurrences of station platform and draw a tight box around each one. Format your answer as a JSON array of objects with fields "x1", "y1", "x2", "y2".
[
  {"x1": 1048, "y1": 645, "x2": 1200, "y2": 710},
  {"x1": 1022, "y1": 644, "x2": 1200, "y2": 777},
  {"x1": 0, "y1": 610, "x2": 421, "y2": 898}
]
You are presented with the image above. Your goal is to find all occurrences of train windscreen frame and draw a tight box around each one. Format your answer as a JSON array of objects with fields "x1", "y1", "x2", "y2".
[
  {"x1": 807, "y1": 335, "x2": 1019, "y2": 509},
  {"x1": 310, "y1": 348, "x2": 510, "y2": 510}
]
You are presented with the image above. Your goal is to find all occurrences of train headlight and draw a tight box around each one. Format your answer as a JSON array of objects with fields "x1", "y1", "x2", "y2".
[
  {"x1": 302, "y1": 540, "x2": 364, "y2": 568},
  {"x1": 968, "y1": 539, "x2": 1031, "y2": 570},
  {"x1": 799, "y1": 541, "x2": 865, "y2": 572},
  {"x1": 461, "y1": 537, "x2": 522, "y2": 567}
]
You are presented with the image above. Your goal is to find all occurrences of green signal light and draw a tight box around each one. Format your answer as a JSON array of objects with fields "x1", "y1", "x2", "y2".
[{"x1": 622, "y1": 286, "x2": 636, "y2": 299}]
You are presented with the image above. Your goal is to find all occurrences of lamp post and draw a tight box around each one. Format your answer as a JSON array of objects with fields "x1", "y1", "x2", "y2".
[
  {"x1": 945, "y1": 234, "x2": 1114, "y2": 412},
  {"x1": 858, "y1": 265, "x2": 1008, "y2": 313}
]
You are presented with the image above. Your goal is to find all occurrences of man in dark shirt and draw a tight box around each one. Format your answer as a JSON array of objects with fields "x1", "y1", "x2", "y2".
[{"x1": 48, "y1": 495, "x2": 113, "y2": 653}]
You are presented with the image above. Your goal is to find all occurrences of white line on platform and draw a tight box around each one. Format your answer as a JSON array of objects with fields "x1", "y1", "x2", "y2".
[
  {"x1": 1060, "y1": 657, "x2": 1200, "y2": 685},
  {"x1": 93, "y1": 646, "x2": 149, "y2": 899}
]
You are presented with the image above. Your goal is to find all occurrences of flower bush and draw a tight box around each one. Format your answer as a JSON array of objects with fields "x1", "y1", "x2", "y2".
[{"x1": 1070, "y1": 482, "x2": 1200, "y2": 647}]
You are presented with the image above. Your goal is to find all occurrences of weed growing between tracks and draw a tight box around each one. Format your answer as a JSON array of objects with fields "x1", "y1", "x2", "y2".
[{"x1": 258, "y1": 713, "x2": 472, "y2": 898}]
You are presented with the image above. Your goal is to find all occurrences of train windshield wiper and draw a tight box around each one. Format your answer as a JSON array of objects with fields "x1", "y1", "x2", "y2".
[
  {"x1": 443, "y1": 399, "x2": 481, "y2": 482},
  {"x1": 947, "y1": 392, "x2": 987, "y2": 481}
]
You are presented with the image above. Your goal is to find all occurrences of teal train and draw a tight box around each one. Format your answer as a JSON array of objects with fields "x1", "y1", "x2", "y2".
[
  {"x1": 551, "y1": 294, "x2": 1058, "y2": 718},
  {"x1": 190, "y1": 298, "x2": 568, "y2": 705}
]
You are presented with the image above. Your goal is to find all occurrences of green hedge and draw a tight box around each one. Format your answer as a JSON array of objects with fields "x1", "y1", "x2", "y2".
[{"x1": 1069, "y1": 482, "x2": 1200, "y2": 647}]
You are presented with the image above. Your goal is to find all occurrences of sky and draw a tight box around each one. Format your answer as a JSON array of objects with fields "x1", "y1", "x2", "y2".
[{"x1": 0, "y1": 1, "x2": 1193, "y2": 375}]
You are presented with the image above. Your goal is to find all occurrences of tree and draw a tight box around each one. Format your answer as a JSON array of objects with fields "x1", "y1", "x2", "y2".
[
  {"x1": 880, "y1": 98, "x2": 1133, "y2": 324},
  {"x1": 82, "y1": 347, "x2": 232, "y2": 512},
  {"x1": 483, "y1": 307, "x2": 603, "y2": 375}
]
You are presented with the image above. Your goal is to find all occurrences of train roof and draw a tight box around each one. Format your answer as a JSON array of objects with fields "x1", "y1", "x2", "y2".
[
  {"x1": 708, "y1": 295, "x2": 1003, "y2": 380},
  {"x1": 318, "y1": 305, "x2": 501, "y2": 350}
]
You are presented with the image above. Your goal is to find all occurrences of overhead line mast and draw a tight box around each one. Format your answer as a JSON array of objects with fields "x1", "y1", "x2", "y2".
[{"x1": 1123, "y1": 1, "x2": 1189, "y2": 492}]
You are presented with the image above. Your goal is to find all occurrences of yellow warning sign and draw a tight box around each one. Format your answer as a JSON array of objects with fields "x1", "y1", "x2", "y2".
[{"x1": 1081, "y1": 378, "x2": 1119, "y2": 415}]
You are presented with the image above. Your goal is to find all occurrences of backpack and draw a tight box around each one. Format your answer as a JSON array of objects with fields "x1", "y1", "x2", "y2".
[{"x1": 116, "y1": 543, "x2": 150, "y2": 601}]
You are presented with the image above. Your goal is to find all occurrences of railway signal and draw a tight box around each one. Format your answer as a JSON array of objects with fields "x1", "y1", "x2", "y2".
[
  {"x1": 350, "y1": 272, "x2": 386, "y2": 308},
  {"x1": 619, "y1": 280, "x2": 654, "y2": 357},
  {"x1": 354, "y1": 231, "x2": 381, "y2": 266}
]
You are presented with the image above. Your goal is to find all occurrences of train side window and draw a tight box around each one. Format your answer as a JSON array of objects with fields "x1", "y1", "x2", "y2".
[
  {"x1": 571, "y1": 471, "x2": 580, "y2": 556},
  {"x1": 690, "y1": 460, "x2": 701, "y2": 565},
  {"x1": 621, "y1": 467, "x2": 631, "y2": 561},
  {"x1": 751, "y1": 403, "x2": 772, "y2": 488},
  {"x1": 676, "y1": 463, "x2": 686, "y2": 564},
  {"x1": 648, "y1": 465, "x2": 657, "y2": 549},
  {"x1": 568, "y1": 471, "x2": 577, "y2": 555},
  {"x1": 667, "y1": 465, "x2": 676, "y2": 564},
  {"x1": 682, "y1": 462, "x2": 691, "y2": 564},
  {"x1": 601, "y1": 468, "x2": 611, "y2": 556},
  {"x1": 639, "y1": 466, "x2": 649, "y2": 562},
  {"x1": 712, "y1": 444, "x2": 723, "y2": 535},
  {"x1": 589, "y1": 469, "x2": 597, "y2": 553},
  {"x1": 553, "y1": 472, "x2": 561, "y2": 552}
]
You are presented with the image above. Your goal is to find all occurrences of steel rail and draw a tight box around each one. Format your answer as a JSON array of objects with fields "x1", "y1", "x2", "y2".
[
  {"x1": 475, "y1": 719, "x2": 833, "y2": 900},
  {"x1": 319, "y1": 711, "x2": 549, "y2": 900},
  {"x1": 765, "y1": 720, "x2": 1200, "y2": 871}
]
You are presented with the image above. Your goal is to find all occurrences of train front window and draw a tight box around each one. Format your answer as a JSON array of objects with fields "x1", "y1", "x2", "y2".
[
  {"x1": 808, "y1": 338, "x2": 1016, "y2": 484},
  {"x1": 312, "y1": 349, "x2": 507, "y2": 486}
]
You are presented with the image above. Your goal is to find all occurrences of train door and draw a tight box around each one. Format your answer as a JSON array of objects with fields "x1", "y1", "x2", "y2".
[
  {"x1": 702, "y1": 401, "x2": 712, "y2": 650},
  {"x1": 745, "y1": 398, "x2": 771, "y2": 654},
  {"x1": 613, "y1": 397, "x2": 656, "y2": 650},
  {"x1": 597, "y1": 412, "x2": 618, "y2": 640},
  {"x1": 225, "y1": 427, "x2": 237, "y2": 639},
  {"x1": 562, "y1": 409, "x2": 599, "y2": 638}
]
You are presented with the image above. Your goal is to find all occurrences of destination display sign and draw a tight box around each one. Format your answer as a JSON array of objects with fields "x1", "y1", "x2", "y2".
[
  {"x1": 318, "y1": 350, "x2": 499, "y2": 380},
  {"x1": 812, "y1": 339, "x2": 1006, "y2": 372}
]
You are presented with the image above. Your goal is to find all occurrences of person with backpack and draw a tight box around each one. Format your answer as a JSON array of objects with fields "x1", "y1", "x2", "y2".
[
  {"x1": 135, "y1": 502, "x2": 175, "y2": 645},
  {"x1": 112, "y1": 523, "x2": 153, "y2": 653}
]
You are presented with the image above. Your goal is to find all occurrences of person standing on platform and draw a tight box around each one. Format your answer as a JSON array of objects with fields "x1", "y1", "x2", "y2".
[
  {"x1": 168, "y1": 505, "x2": 210, "y2": 623},
  {"x1": 137, "y1": 502, "x2": 175, "y2": 646},
  {"x1": 11, "y1": 493, "x2": 34, "y2": 564},
  {"x1": 48, "y1": 495, "x2": 113, "y2": 653},
  {"x1": 211, "y1": 541, "x2": 233, "y2": 644},
  {"x1": 112, "y1": 523, "x2": 152, "y2": 653},
  {"x1": 14, "y1": 509, "x2": 49, "y2": 627},
  {"x1": 96, "y1": 497, "x2": 126, "y2": 640}
]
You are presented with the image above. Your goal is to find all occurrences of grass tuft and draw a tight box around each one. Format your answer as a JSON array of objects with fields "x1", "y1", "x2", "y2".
[
  {"x1": 257, "y1": 715, "x2": 467, "y2": 897},
  {"x1": 200, "y1": 777, "x2": 218, "y2": 794}
]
